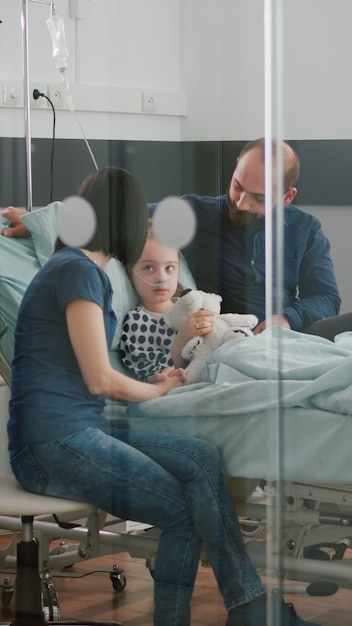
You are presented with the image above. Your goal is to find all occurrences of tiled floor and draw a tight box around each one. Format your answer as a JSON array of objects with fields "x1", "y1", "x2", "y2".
[{"x1": 0, "y1": 542, "x2": 351, "y2": 626}]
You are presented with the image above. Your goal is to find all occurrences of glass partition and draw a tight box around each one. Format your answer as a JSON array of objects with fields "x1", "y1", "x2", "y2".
[{"x1": 0, "y1": 1, "x2": 350, "y2": 625}]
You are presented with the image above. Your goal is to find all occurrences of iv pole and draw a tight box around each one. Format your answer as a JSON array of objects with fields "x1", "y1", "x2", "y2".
[
  {"x1": 21, "y1": 0, "x2": 32, "y2": 211},
  {"x1": 21, "y1": 0, "x2": 55, "y2": 212}
]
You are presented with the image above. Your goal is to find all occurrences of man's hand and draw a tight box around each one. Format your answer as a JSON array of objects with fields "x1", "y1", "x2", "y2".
[
  {"x1": 1, "y1": 207, "x2": 30, "y2": 238},
  {"x1": 253, "y1": 314, "x2": 291, "y2": 335}
]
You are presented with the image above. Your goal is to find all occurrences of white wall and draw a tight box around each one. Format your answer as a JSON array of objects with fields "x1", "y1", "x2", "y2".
[
  {"x1": 3, "y1": 1, "x2": 352, "y2": 141},
  {"x1": 0, "y1": 0, "x2": 184, "y2": 140},
  {"x1": 179, "y1": 0, "x2": 265, "y2": 141},
  {"x1": 180, "y1": 0, "x2": 352, "y2": 141},
  {"x1": 282, "y1": 1, "x2": 352, "y2": 140}
]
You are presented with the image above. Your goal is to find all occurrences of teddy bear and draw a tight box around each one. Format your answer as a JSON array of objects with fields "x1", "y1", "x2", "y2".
[{"x1": 164, "y1": 288, "x2": 258, "y2": 383}]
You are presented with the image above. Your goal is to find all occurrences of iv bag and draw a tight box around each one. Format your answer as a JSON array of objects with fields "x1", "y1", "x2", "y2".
[{"x1": 46, "y1": 10, "x2": 69, "y2": 74}]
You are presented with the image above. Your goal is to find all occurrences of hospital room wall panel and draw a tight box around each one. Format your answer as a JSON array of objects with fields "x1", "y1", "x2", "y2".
[
  {"x1": 1, "y1": 135, "x2": 351, "y2": 315},
  {"x1": 2, "y1": 137, "x2": 351, "y2": 206}
]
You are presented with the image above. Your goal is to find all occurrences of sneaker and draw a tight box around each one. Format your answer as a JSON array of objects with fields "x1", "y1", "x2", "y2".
[{"x1": 226, "y1": 601, "x2": 321, "y2": 626}]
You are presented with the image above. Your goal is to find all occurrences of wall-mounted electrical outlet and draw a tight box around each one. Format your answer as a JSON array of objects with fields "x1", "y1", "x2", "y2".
[
  {"x1": 47, "y1": 83, "x2": 66, "y2": 108},
  {"x1": 30, "y1": 84, "x2": 47, "y2": 108},
  {"x1": 2, "y1": 80, "x2": 22, "y2": 106},
  {"x1": 142, "y1": 90, "x2": 157, "y2": 113}
]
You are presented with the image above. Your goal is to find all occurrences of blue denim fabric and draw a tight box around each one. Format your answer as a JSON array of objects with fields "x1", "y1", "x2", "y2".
[{"x1": 10, "y1": 427, "x2": 265, "y2": 625}]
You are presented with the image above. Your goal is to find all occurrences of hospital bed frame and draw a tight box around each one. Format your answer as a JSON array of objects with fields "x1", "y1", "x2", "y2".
[{"x1": 236, "y1": 481, "x2": 352, "y2": 594}]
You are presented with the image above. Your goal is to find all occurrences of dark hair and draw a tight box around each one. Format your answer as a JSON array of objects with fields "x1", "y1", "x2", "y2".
[
  {"x1": 238, "y1": 137, "x2": 300, "y2": 190},
  {"x1": 55, "y1": 167, "x2": 149, "y2": 267}
]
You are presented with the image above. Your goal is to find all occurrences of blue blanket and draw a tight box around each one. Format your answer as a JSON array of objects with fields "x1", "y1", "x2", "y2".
[
  {"x1": 109, "y1": 328, "x2": 352, "y2": 483},
  {"x1": 126, "y1": 328, "x2": 352, "y2": 419}
]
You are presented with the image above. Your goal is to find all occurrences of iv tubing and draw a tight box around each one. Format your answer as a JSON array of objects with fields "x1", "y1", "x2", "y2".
[{"x1": 21, "y1": 0, "x2": 98, "y2": 210}]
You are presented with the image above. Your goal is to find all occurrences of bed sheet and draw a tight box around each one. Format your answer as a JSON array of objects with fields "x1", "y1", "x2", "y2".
[
  {"x1": 107, "y1": 405, "x2": 351, "y2": 485},
  {"x1": 0, "y1": 217, "x2": 40, "y2": 363},
  {"x1": 105, "y1": 328, "x2": 352, "y2": 485}
]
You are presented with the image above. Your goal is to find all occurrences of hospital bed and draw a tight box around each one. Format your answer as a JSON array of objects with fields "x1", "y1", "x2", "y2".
[{"x1": 1, "y1": 205, "x2": 352, "y2": 615}]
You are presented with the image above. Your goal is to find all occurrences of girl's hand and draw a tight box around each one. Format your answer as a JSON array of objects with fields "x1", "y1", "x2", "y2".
[
  {"x1": 179, "y1": 309, "x2": 215, "y2": 343},
  {"x1": 153, "y1": 369, "x2": 186, "y2": 395},
  {"x1": 170, "y1": 310, "x2": 215, "y2": 369},
  {"x1": 148, "y1": 367, "x2": 188, "y2": 385},
  {"x1": 166, "y1": 367, "x2": 188, "y2": 384}
]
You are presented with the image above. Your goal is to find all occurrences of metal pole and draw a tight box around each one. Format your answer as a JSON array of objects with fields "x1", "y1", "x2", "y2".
[{"x1": 21, "y1": 0, "x2": 33, "y2": 212}]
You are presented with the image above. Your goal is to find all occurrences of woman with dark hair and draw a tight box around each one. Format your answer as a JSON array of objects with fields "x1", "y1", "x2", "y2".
[
  {"x1": 69, "y1": 166, "x2": 148, "y2": 266},
  {"x1": 6, "y1": 167, "x2": 319, "y2": 626}
]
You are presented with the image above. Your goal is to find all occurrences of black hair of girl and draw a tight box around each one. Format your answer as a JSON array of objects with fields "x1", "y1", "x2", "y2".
[{"x1": 55, "y1": 167, "x2": 149, "y2": 267}]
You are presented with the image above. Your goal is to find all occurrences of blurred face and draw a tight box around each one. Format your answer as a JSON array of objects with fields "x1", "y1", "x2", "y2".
[{"x1": 131, "y1": 237, "x2": 179, "y2": 312}]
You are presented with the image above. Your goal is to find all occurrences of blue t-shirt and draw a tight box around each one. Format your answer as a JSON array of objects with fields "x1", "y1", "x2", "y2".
[{"x1": 8, "y1": 247, "x2": 117, "y2": 449}]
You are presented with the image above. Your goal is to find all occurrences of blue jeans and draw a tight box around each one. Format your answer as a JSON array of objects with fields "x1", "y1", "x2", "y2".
[{"x1": 10, "y1": 426, "x2": 265, "y2": 625}]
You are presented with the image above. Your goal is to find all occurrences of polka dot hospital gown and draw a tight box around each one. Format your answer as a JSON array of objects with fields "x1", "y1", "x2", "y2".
[{"x1": 120, "y1": 305, "x2": 177, "y2": 381}]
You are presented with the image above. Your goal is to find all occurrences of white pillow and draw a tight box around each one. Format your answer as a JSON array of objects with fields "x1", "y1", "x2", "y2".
[
  {"x1": 106, "y1": 259, "x2": 138, "y2": 349},
  {"x1": 21, "y1": 203, "x2": 59, "y2": 266},
  {"x1": 0, "y1": 215, "x2": 41, "y2": 363}
]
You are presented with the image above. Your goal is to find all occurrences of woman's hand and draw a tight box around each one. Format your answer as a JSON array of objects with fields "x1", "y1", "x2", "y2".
[
  {"x1": 152, "y1": 368, "x2": 187, "y2": 395},
  {"x1": 66, "y1": 299, "x2": 186, "y2": 403},
  {"x1": 148, "y1": 367, "x2": 188, "y2": 385},
  {"x1": 1, "y1": 207, "x2": 30, "y2": 238}
]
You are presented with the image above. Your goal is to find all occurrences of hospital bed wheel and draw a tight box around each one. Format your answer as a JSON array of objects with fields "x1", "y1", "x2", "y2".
[
  {"x1": 110, "y1": 565, "x2": 126, "y2": 592},
  {"x1": 41, "y1": 577, "x2": 60, "y2": 621},
  {"x1": 145, "y1": 557, "x2": 155, "y2": 579},
  {"x1": 240, "y1": 519, "x2": 265, "y2": 537},
  {"x1": 0, "y1": 575, "x2": 60, "y2": 617},
  {"x1": 1, "y1": 577, "x2": 14, "y2": 607}
]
